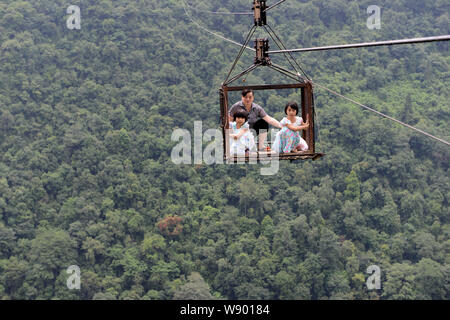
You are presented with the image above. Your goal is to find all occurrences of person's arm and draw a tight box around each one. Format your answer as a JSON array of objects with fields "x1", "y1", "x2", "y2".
[
  {"x1": 236, "y1": 127, "x2": 248, "y2": 139},
  {"x1": 263, "y1": 115, "x2": 282, "y2": 129},
  {"x1": 230, "y1": 127, "x2": 248, "y2": 140},
  {"x1": 286, "y1": 116, "x2": 309, "y2": 131},
  {"x1": 286, "y1": 123, "x2": 309, "y2": 131},
  {"x1": 229, "y1": 122, "x2": 248, "y2": 139}
]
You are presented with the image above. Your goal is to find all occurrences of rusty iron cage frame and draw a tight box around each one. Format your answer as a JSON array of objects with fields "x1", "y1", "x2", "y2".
[{"x1": 220, "y1": 82, "x2": 325, "y2": 162}]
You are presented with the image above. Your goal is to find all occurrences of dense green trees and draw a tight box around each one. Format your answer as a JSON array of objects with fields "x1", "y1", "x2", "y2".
[{"x1": 0, "y1": 0, "x2": 448, "y2": 300}]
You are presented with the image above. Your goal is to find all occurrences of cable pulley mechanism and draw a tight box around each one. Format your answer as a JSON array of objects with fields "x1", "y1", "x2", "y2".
[
  {"x1": 254, "y1": 38, "x2": 271, "y2": 65},
  {"x1": 253, "y1": 0, "x2": 267, "y2": 26}
]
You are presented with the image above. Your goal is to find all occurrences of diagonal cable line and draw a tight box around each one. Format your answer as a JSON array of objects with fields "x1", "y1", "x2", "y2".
[
  {"x1": 313, "y1": 82, "x2": 450, "y2": 146},
  {"x1": 263, "y1": 25, "x2": 301, "y2": 77},
  {"x1": 265, "y1": 24, "x2": 310, "y2": 80},
  {"x1": 181, "y1": 0, "x2": 255, "y2": 52},
  {"x1": 224, "y1": 28, "x2": 257, "y2": 84},
  {"x1": 225, "y1": 63, "x2": 260, "y2": 85},
  {"x1": 224, "y1": 25, "x2": 257, "y2": 84},
  {"x1": 268, "y1": 65, "x2": 302, "y2": 82},
  {"x1": 264, "y1": 0, "x2": 287, "y2": 12}
]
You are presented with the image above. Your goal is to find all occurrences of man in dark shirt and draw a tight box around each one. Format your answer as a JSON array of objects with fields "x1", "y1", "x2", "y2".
[{"x1": 228, "y1": 89, "x2": 282, "y2": 151}]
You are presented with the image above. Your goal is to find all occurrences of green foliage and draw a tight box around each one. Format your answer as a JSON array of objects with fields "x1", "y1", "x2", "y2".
[
  {"x1": 344, "y1": 170, "x2": 360, "y2": 200},
  {"x1": 0, "y1": 0, "x2": 448, "y2": 300},
  {"x1": 173, "y1": 272, "x2": 214, "y2": 300}
]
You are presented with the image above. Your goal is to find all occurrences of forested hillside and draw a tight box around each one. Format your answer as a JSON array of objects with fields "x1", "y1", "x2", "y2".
[{"x1": 0, "y1": 0, "x2": 448, "y2": 300}]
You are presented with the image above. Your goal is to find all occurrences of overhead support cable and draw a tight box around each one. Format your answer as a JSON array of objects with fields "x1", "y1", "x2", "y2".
[
  {"x1": 264, "y1": 0, "x2": 287, "y2": 12},
  {"x1": 268, "y1": 35, "x2": 450, "y2": 54}
]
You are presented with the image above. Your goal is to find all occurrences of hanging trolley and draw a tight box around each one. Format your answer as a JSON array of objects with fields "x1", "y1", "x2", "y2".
[
  {"x1": 220, "y1": 1, "x2": 325, "y2": 163},
  {"x1": 182, "y1": 0, "x2": 450, "y2": 155}
]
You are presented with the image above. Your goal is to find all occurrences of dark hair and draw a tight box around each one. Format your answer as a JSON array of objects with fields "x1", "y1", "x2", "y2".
[
  {"x1": 233, "y1": 110, "x2": 249, "y2": 122},
  {"x1": 284, "y1": 101, "x2": 299, "y2": 115},
  {"x1": 241, "y1": 89, "x2": 253, "y2": 97}
]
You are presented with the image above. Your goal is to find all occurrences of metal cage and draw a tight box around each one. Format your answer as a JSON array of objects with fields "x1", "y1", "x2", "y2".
[{"x1": 220, "y1": 82, "x2": 325, "y2": 162}]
